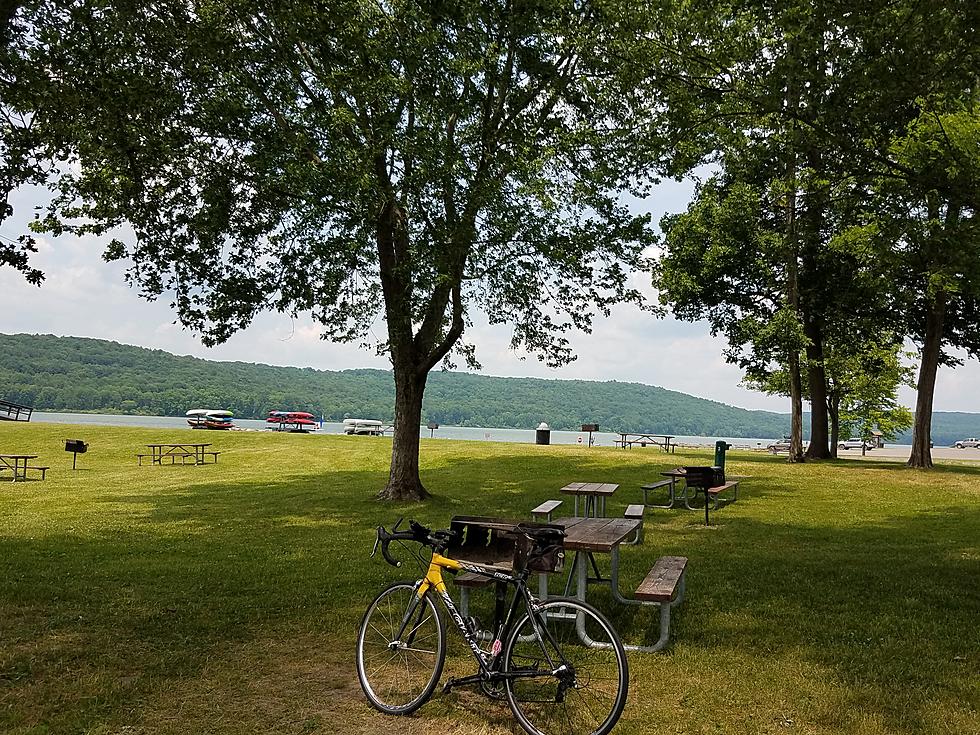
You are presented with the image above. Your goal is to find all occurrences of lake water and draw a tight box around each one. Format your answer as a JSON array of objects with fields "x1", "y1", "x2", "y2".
[{"x1": 30, "y1": 411, "x2": 781, "y2": 449}]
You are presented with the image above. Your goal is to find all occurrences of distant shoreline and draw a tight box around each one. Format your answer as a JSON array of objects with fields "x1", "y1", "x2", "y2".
[{"x1": 30, "y1": 410, "x2": 786, "y2": 448}]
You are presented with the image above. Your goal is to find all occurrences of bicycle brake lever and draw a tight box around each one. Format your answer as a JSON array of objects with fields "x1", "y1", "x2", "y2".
[{"x1": 371, "y1": 528, "x2": 382, "y2": 558}]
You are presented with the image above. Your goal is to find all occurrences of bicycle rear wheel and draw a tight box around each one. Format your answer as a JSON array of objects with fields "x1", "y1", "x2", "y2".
[
  {"x1": 355, "y1": 581, "x2": 446, "y2": 715},
  {"x1": 503, "y1": 597, "x2": 628, "y2": 735}
]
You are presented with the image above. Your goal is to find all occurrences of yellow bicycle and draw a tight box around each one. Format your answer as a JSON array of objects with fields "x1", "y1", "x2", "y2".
[{"x1": 355, "y1": 517, "x2": 629, "y2": 735}]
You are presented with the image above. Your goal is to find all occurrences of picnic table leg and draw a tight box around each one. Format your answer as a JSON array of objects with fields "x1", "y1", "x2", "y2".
[
  {"x1": 682, "y1": 483, "x2": 697, "y2": 510},
  {"x1": 571, "y1": 552, "x2": 618, "y2": 651},
  {"x1": 606, "y1": 547, "x2": 652, "y2": 607},
  {"x1": 561, "y1": 553, "x2": 579, "y2": 598},
  {"x1": 606, "y1": 547, "x2": 680, "y2": 653}
]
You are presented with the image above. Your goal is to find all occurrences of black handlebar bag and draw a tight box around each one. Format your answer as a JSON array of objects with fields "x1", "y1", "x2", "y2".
[{"x1": 448, "y1": 516, "x2": 565, "y2": 573}]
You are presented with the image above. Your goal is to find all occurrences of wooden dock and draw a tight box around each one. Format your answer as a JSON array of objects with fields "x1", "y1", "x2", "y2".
[{"x1": 0, "y1": 399, "x2": 33, "y2": 422}]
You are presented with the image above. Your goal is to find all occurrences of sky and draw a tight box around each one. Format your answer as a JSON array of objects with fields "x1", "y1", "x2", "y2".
[{"x1": 2, "y1": 182, "x2": 978, "y2": 414}]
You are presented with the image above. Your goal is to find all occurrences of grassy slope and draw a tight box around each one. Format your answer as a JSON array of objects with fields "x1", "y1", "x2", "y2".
[{"x1": 0, "y1": 422, "x2": 977, "y2": 735}]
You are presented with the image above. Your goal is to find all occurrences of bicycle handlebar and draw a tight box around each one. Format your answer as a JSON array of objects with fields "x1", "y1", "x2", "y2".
[{"x1": 372, "y1": 519, "x2": 455, "y2": 568}]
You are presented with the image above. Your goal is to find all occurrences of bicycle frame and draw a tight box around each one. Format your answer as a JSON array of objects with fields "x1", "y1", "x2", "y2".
[{"x1": 392, "y1": 552, "x2": 560, "y2": 683}]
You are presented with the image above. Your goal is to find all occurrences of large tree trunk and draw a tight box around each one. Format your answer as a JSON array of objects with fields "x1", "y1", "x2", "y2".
[
  {"x1": 374, "y1": 186, "x2": 468, "y2": 501},
  {"x1": 375, "y1": 197, "x2": 432, "y2": 502},
  {"x1": 783, "y1": 38, "x2": 805, "y2": 465},
  {"x1": 908, "y1": 291, "x2": 945, "y2": 468},
  {"x1": 381, "y1": 367, "x2": 430, "y2": 501},
  {"x1": 803, "y1": 321, "x2": 831, "y2": 459},
  {"x1": 828, "y1": 392, "x2": 840, "y2": 459},
  {"x1": 788, "y1": 352, "x2": 806, "y2": 462}
]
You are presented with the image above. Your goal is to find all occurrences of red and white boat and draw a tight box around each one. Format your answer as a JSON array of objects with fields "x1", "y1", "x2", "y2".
[{"x1": 266, "y1": 411, "x2": 319, "y2": 433}]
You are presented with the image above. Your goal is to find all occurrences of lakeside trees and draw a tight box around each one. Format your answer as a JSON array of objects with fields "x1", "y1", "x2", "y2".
[{"x1": 652, "y1": 0, "x2": 980, "y2": 465}]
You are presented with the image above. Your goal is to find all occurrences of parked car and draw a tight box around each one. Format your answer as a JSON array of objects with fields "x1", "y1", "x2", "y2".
[
  {"x1": 838, "y1": 437, "x2": 873, "y2": 450},
  {"x1": 954, "y1": 438, "x2": 980, "y2": 448},
  {"x1": 766, "y1": 439, "x2": 809, "y2": 454}
]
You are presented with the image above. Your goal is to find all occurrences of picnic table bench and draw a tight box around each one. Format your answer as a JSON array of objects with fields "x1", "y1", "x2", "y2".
[
  {"x1": 707, "y1": 480, "x2": 739, "y2": 504},
  {"x1": 558, "y1": 516, "x2": 687, "y2": 652},
  {"x1": 26, "y1": 465, "x2": 50, "y2": 480},
  {"x1": 640, "y1": 478, "x2": 679, "y2": 508},
  {"x1": 530, "y1": 499, "x2": 563, "y2": 521}
]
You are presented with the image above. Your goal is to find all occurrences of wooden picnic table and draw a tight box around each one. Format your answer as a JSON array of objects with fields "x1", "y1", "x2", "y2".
[
  {"x1": 456, "y1": 514, "x2": 687, "y2": 653},
  {"x1": 559, "y1": 481, "x2": 619, "y2": 517},
  {"x1": 554, "y1": 516, "x2": 688, "y2": 652},
  {"x1": 141, "y1": 443, "x2": 217, "y2": 466},
  {"x1": 0, "y1": 454, "x2": 37, "y2": 481},
  {"x1": 550, "y1": 516, "x2": 640, "y2": 601},
  {"x1": 548, "y1": 516, "x2": 688, "y2": 653},
  {"x1": 615, "y1": 432, "x2": 676, "y2": 452}
]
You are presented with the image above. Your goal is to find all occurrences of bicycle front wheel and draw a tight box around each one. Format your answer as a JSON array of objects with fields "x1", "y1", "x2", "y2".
[
  {"x1": 355, "y1": 581, "x2": 446, "y2": 715},
  {"x1": 504, "y1": 597, "x2": 628, "y2": 735}
]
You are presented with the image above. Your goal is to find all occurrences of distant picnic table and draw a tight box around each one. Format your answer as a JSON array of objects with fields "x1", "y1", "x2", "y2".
[
  {"x1": 0, "y1": 454, "x2": 37, "y2": 481},
  {"x1": 615, "y1": 433, "x2": 676, "y2": 452},
  {"x1": 559, "y1": 481, "x2": 620, "y2": 518},
  {"x1": 138, "y1": 443, "x2": 219, "y2": 466}
]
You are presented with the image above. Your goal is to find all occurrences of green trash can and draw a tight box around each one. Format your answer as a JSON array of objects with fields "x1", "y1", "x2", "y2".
[{"x1": 714, "y1": 440, "x2": 732, "y2": 473}]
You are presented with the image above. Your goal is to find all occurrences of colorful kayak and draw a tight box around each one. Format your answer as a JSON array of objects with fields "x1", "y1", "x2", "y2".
[
  {"x1": 266, "y1": 411, "x2": 318, "y2": 432},
  {"x1": 187, "y1": 409, "x2": 234, "y2": 430}
]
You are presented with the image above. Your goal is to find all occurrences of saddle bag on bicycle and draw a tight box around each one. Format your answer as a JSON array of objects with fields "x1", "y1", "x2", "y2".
[
  {"x1": 526, "y1": 543, "x2": 565, "y2": 573},
  {"x1": 519, "y1": 525, "x2": 566, "y2": 574}
]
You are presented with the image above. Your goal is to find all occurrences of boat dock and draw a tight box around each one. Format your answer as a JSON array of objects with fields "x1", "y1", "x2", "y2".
[{"x1": 0, "y1": 399, "x2": 33, "y2": 422}]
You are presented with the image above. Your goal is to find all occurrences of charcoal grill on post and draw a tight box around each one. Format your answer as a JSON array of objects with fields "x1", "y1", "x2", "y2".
[
  {"x1": 65, "y1": 439, "x2": 88, "y2": 469},
  {"x1": 683, "y1": 465, "x2": 724, "y2": 525}
]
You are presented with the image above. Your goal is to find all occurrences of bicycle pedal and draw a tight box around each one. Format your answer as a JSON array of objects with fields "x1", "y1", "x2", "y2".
[{"x1": 442, "y1": 678, "x2": 456, "y2": 695}]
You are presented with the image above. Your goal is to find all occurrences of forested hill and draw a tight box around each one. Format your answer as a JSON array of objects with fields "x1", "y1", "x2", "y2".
[
  {"x1": 1, "y1": 333, "x2": 795, "y2": 437},
  {"x1": 6, "y1": 332, "x2": 975, "y2": 442}
]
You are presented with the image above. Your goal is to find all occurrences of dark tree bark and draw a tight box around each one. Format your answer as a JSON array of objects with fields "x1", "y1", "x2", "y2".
[
  {"x1": 908, "y1": 290, "x2": 945, "y2": 469},
  {"x1": 374, "y1": 191, "x2": 466, "y2": 501},
  {"x1": 788, "y1": 352, "x2": 806, "y2": 462},
  {"x1": 828, "y1": 392, "x2": 840, "y2": 458},
  {"x1": 385, "y1": 369, "x2": 429, "y2": 501},
  {"x1": 803, "y1": 320, "x2": 832, "y2": 459},
  {"x1": 783, "y1": 37, "x2": 805, "y2": 464},
  {"x1": 375, "y1": 198, "x2": 432, "y2": 501}
]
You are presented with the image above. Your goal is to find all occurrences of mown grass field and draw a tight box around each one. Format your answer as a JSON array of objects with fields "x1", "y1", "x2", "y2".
[{"x1": 1, "y1": 422, "x2": 977, "y2": 735}]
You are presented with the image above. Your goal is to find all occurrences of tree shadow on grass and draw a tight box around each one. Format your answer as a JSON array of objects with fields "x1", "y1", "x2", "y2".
[{"x1": 2, "y1": 449, "x2": 978, "y2": 733}]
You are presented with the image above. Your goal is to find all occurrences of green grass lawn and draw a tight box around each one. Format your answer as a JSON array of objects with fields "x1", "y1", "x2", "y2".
[{"x1": 1, "y1": 422, "x2": 977, "y2": 735}]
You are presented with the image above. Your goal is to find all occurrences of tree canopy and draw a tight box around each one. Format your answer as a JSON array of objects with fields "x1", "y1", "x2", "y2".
[
  {"x1": 652, "y1": 0, "x2": 980, "y2": 466},
  {"x1": 4, "y1": 0, "x2": 681, "y2": 498}
]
